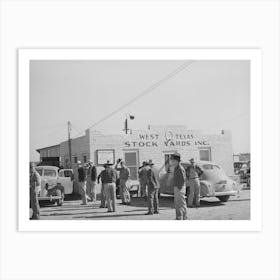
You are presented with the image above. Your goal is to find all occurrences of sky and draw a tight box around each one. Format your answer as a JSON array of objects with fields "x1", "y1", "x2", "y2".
[{"x1": 30, "y1": 60, "x2": 250, "y2": 161}]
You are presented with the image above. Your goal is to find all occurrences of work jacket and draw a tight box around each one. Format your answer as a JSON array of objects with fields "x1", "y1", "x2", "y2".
[
  {"x1": 98, "y1": 168, "x2": 117, "y2": 184},
  {"x1": 147, "y1": 166, "x2": 160, "y2": 189},
  {"x1": 88, "y1": 165, "x2": 97, "y2": 181},
  {"x1": 78, "y1": 167, "x2": 86, "y2": 182},
  {"x1": 186, "y1": 165, "x2": 203, "y2": 180},
  {"x1": 173, "y1": 164, "x2": 186, "y2": 188},
  {"x1": 115, "y1": 166, "x2": 130, "y2": 180},
  {"x1": 139, "y1": 166, "x2": 149, "y2": 184}
]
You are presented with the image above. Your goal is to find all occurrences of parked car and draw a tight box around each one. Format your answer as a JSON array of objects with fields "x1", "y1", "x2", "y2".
[
  {"x1": 159, "y1": 161, "x2": 238, "y2": 202},
  {"x1": 34, "y1": 166, "x2": 74, "y2": 206}
]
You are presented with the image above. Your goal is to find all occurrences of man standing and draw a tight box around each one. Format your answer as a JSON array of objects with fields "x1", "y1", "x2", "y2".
[
  {"x1": 115, "y1": 159, "x2": 131, "y2": 205},
  {"x1": 30, "y1": 162, "x2": 41, "y2": 220},
  {"x1": 186, "y1": 158, "x2": 203, "y2": 208},
  {"x1": 103, "y1": 163, "x2": 118, "y2": 212},
  {"x1": 170, "y1": 153, "x2": 187, "y2": 220},
  {"x1": 77, "y1": 161, "x2": 87, "y2": 205},
  {"x1": 145, "y1": 160, "x2": 160, "y2": 215},
  {"x1": 138, "y1": 161, "x2": 149, "y2": 199},
  {"x1": 97, "y1": 165, "x2": 107, "y2": 208},
  {"x1": 87, "y1": 160, "x2": 97, "y2": 201}
]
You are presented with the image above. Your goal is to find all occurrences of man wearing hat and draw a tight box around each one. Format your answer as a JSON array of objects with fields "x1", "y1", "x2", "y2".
[
  {"x1": 103, "y1": 162, "x2": 118, "y2": 212},
  {"x1": 170, "y1": 152, "x2": 187, "y2": 220},
  {"x1": 115, "y1": 159, "x2": 131, "y2": 205},
  {"x1": 186, "y1": 158, "x2": 203, "y2": 208},
  {"x1": 145, "y1": 160, "x2": 160, "y2": 215},
  {"x1": 97, "y1": 164, "x2": 108, "y2": 208},
  {"x1": 30, "y1": 162, "x2": 41, "y2": 220},
  {"x1": 138, "y1": 161, "x2": 149, "y2": 199},
  {"x1": 77, "y1": 161, "x2": 88, "y2": 205},
  {"x1": 87, "y1": 160, "x2": 97, "y2": 202}
]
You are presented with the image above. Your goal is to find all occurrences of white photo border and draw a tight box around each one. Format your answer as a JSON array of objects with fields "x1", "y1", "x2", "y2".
[{"x1": 19, "y1": 48, "x2": 262, "y2": 232}]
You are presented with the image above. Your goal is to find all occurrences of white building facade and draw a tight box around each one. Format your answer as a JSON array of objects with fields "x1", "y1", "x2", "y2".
[{"x1": 38, "y1": 125, "x2": 234, "y2": 179}]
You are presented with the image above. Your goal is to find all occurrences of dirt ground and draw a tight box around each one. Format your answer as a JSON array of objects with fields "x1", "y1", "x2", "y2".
[{"x1": 33, "y1": 189, "x2": 250, "y2": 220}]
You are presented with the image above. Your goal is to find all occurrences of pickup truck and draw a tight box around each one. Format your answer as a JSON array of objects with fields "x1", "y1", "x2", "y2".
[{"x1": 35, "y1": 166, "x2": 74, "y2": 206}]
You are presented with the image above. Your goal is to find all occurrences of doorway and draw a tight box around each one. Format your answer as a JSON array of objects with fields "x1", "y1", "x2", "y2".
[{"x1": 123, "y1": 150, "x2": 139, "y2": 180}]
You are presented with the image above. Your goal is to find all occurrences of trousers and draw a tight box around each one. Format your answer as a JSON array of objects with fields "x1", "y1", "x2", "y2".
[
  {"x1": 30, "y1": 187, "x2": 40, "y2": 219},
  {"x1": 174, "y1": 186, "x2": 187, "y2": 220},
  {"x1": 79, "y1": 181, "x2": 88, "y2": 205},
  {"x1": 188, "y1": 178, "x2": 200, "y2": 207},
  {"x1": 104, "y1": 183, "x2": 117, "y2": 212},
  {"x1": 119, "y1": 179, "x2": 130, "y2": 203},
  {"x1": 140, "y1": 182, "x2": 148, "y2": 197},
  {"x1": 87, "y1": 179, "x2": 97, "y2": 201},
  {"x1": 100, "y1": 183, "x2": 107, "y2": 207},
  {"x1": 147, "y1": 188, "x2": 159, "y2": 213}
]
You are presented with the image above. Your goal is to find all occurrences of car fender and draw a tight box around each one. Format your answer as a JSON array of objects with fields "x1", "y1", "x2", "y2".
[{"x1": 200, "y1": 180, "x2": 215, "y2": 197}]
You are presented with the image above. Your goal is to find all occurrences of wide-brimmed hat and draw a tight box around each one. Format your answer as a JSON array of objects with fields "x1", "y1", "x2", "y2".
[
  {"x1": 77, "y1": 161, "x2": 82, "y2": 165},
  {"x1": 170, "y1": 152, "x2": 181, "y2": 161},
  {"x1": 142, "y1": 161, "x2": 149, "y2": 166},
  {"x1": 148, "y1": 160, "x2": 154, "y2": 166},
  {"x1": 189, "y1": 158, "x2": 195, "y2": 163}
]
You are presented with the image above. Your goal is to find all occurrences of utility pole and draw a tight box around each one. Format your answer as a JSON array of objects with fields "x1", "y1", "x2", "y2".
[
  {"x1": 124, "y1": 118, "x2": 128, "y2": 134},
  {"x1": 68, "y1": 121, "x2": 72, "y2": 168}
]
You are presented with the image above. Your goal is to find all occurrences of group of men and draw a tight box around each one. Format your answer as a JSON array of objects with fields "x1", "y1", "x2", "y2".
[
  {"x1": 77, "y1": 158, "x2": 132, "y2": 212},
  {"x1": 138, "y1": 153, "x2": 203, "y2": 219},
  {"x1": 29, "y1": 152, "x2": 203, "y2": 220}
]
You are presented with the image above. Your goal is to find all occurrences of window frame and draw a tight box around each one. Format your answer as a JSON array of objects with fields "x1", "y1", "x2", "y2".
[{"x1": 199, "y1": 147, "x2": 212, "y2": 161}]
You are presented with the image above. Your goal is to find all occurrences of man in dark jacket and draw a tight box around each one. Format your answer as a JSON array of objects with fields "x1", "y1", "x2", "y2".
[
  {"x1": 170, "y1": 153, "x2": 187, "y2": 220},
  {"x1": 87, "y1": 160, "x2": 97, "y2": 201},
  {"x1": 77, "y1": 161, "x2": 87, "y2": 205},
  {"x1": 97, "y1": 165, "x2": 107, "y2": 208},
  {"x1": 145, "y1": 160, "x2": 160, "y2": 215},
  {"x1": 138, "y1": 161, "x2": 149, "y2": 199},
  {"x1": 102, "y1": 163, "x2": 118, "y2": 212}
]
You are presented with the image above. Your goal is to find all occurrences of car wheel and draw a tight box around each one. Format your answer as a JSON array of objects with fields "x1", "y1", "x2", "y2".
[{"x1": 217, "y1": 195, "x2": 230, "y2": 202}]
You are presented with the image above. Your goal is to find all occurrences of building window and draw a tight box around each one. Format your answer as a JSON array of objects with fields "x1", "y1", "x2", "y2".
[
  {"x1": 83, "y1": 155, "x2": 87, "y2": 163},
  {"x1": 123, "y1": 151, "x2": 138, "y2": 180},
  {"x1": 96, "y1": 149, "x2": 115, "y2": 165},
  {"x1": 73, "y1": 156, "x2": 77, "y2": 164},
  {"x1": 199, "y1": 148, "x2": 211, "y2": 161}
]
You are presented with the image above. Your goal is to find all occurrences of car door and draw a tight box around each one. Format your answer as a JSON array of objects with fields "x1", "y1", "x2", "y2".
[{"x1": 57, "y1": 169, "x2": 74, "y2": 194}]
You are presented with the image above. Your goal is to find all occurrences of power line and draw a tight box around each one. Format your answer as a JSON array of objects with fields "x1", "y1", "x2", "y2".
[{"x1": 72, "y1": 60, "x2": 196, "y2": 138}]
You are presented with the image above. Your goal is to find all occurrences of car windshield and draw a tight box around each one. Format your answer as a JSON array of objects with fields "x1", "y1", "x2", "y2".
[
  {"x1": 35, "y1": 168, "x2": 43, "y2": 176},
  {"x1": 43, "y1": 169, "x2": 57, "y2": 177},
  {"x1": 64, "y1": 170, "x2": 73, "y2": 177}
]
